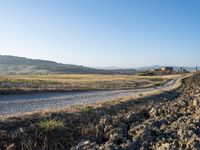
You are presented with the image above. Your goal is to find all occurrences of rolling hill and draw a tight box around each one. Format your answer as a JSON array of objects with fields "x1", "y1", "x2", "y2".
[{"x1": 0, "y1": 55, "x2": 138, "y2": 75}]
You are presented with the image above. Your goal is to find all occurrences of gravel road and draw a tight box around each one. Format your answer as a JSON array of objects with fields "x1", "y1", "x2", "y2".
[{"x1": 0, "y1": 77, "x2": 184, "y2": 116}]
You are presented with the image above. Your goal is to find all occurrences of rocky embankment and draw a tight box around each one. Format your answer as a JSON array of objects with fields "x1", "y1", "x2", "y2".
[{"x1": 71, "y1": 74, "x2": 200, "y2": 150}]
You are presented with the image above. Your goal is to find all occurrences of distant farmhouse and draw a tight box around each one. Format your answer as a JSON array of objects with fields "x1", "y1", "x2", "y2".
[
  {"x1": 151, "y1": 67, "x2": 174, "y2": 72},
  {"x1": 161, "y1": 67, "x2": 174, "y2": 72},
  {"x1": 140, "y1": 66, "x2": 191, "y2": 76}
]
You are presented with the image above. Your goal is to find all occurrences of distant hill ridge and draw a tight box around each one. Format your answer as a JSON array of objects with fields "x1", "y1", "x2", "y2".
[
  {"x1": 0, "y1": 55, "x2": 137, "y2": 75},
  {"x1": 136, "y1": 65, "x2": 197, "y2": 71}
]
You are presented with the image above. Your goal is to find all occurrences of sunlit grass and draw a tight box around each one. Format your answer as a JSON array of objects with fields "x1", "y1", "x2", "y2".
[
  {"x1": 82, "y1": 106, "x2": 93, "y2": 113},
  {"x1": 39, "y1": 119, "x2": 65, "y2": 131}
]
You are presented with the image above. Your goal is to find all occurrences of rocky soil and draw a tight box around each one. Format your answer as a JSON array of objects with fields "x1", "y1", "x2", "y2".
[{"x1": 70, "y1": 75, "x2": 200, "y2": 150}]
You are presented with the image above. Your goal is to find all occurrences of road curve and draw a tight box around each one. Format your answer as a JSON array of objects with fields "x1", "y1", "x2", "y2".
[{"x1": 0, "y1": 75, "x2": 190, "y2": 116}]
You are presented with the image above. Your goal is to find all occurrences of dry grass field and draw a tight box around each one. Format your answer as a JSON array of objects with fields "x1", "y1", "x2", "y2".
[{"x1": 0, "y1": 74, "x2": 180, "y2": 93}]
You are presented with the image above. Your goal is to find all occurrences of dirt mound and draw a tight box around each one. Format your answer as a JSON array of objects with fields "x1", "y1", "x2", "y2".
[
  {"x1": 185, "y1": 73, "x2": 200, "y2": 87},
  {"x1": 70, "y1": 75, "x2": 200, "y2": 150}
]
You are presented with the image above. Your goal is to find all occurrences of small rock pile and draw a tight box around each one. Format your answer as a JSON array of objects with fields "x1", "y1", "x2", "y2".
[{"x1": 70, "y1": 75, "x2": 200, "y2": 150}]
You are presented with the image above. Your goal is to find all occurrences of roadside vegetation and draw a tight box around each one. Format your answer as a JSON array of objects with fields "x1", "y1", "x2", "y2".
[
  {"x1": 39, "y1": 119, "x2": 65, "y2": 131},
  {"x1": 153, "y1": 82, "x2": 162, "y2": 86},
  {"x1": 0, "y1": 74, "x2": 178, "y2": 94}
]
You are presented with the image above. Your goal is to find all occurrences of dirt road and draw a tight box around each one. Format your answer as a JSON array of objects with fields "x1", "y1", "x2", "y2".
[{"x1": 0, "y1": 75, "x2": 189, "y2": 116}]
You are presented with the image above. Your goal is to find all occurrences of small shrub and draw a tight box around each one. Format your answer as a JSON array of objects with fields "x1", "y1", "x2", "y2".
[
  {"x1": 82, "y1": 106, "x2": 92, "y2": 113},
  {"x1": 39, "y1": 119, "x2": 65, "y2": 131},
  {"x1": 138, "y1": 71, "x2": 154, "y2": 76},
  {"x1": 154, "y1": 82, "x2": 161, "y2": 86},
  {"x1": 139, "y1": 93, "x2": 143, "y2": 96}
]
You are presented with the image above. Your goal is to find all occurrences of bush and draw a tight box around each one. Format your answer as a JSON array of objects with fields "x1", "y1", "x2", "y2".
[
  {"x1": 82, "y1": 106, "x2": 93, "y2": 113},
  {"x1": 154, "y1": 82, "x2": 162, "y2": 86}
]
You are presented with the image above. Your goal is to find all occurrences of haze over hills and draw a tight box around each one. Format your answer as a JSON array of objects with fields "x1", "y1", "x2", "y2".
[
  {"x1": 96, "y1": 65, "x2": 197, "y2": 72},
  {"x1": 0, "y1": 55, "x2": 138, "y2": 75},
  {"x1": 136, "y1": 65, "x2": 197, "y2": 71}
]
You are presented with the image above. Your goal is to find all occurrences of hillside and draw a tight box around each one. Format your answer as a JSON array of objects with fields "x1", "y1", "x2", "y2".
[{"x1": 0, "y1": 55, "x2": 137, "y2": 75}]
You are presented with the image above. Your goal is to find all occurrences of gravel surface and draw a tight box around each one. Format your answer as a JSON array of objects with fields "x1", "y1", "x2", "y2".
[{"x1": 0, "y1": 78, "x2": 179, "y2": 116}]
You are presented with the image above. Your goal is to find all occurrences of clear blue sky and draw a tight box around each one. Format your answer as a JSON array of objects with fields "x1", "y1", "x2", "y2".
[{"x1": 0, "y1": 0, "x2": 200, "y2": 68}]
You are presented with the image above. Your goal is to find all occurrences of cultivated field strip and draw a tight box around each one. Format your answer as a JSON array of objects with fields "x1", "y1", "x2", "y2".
[{"x1": 0, "y1": 74, "x2": 174, "y2": 93}]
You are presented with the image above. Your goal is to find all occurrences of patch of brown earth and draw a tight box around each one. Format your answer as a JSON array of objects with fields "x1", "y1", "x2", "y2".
[{"x1": 70, "y1": 75, "x2": 200, "y2": 150}]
